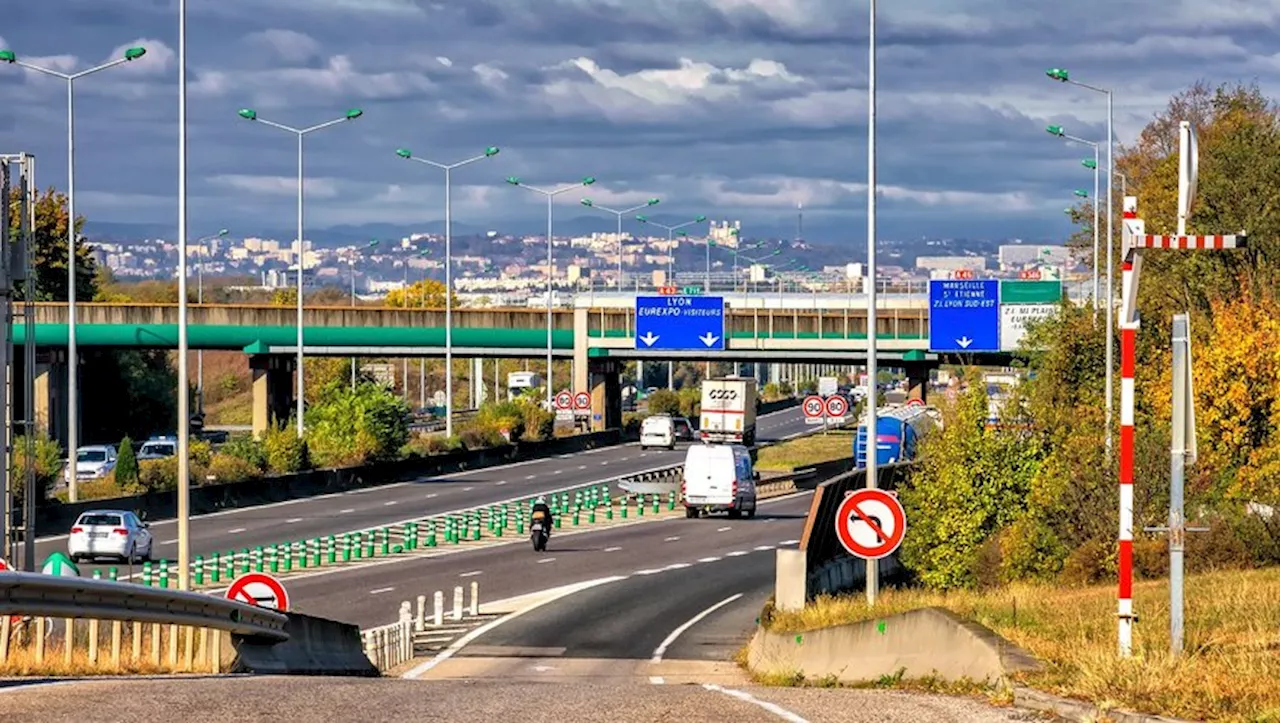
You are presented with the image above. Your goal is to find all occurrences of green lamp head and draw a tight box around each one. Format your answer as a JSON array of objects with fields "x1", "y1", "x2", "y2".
[
  {"x1": 237, "y1": 109, "x2": 258, "y2": 121},
  {"x1": 1046, "y1": 125, "x2": 1065, "y2": 137},
  {"x1": 505, "y1": 176, "x2": 521, "y2": 186},
  {"x1": 0, "y1": 50, "x2": 16, "y2": 64},
  {"x1": 581, "y1": 199, "x2": 594, "y2": 207},
  {"x1": 345, "y1": 109, "x2": 363, "y2": 120},
  {"x1": 581, "y1": 176, "x2": 596, "y2": 186},
  {"x1": 1046, "y1": 68, "x2": 1070, "y2": 82},
  {"x1": 484, "y1": 146, "x2": 500, "y2": 157},
  {"x1": 396, "y1": 148, "x2": 412, "y2": 159},
  {"x1": 124, "y1": 47, "x2": 147, "y2": 61}
]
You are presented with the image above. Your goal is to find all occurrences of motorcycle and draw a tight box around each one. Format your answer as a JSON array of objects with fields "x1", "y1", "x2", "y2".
[{"x1": 531, "y1": 522, "x2": 549, "y2": 552}]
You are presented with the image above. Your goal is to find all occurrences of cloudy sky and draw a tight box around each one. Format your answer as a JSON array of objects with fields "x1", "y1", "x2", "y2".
[{"x1": 1, "y1": 0, "x2": 1277, "y2": 245}]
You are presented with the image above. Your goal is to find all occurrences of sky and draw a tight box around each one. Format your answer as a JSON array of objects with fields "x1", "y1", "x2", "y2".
[{"x1": 2, "y1": 0, "x2": 1279, "y2": 245}]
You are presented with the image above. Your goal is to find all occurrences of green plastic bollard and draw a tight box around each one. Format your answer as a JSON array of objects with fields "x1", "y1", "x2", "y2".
[
  {"x1": 606, "y1": 502, "x2": 613, "y2": 521},
  {"x1": 427, "y1": 529, "x2": 437, "y2": 547},
  {"x1": 253, "y1": 546, "x2": 264, "y2": 573},
  {"x1": 269, "y1": 545, "x2": 279, "y2": 573},
  {"x1": 297, "y1": 541, "x2": 307, "y2": 569},
  {"x1": 108, "y1": 567, "x2": 118, "y2": 581},
  {"x1": 326, "y1": 536, "x2": 336, "y2": 565},
  {"x1": 554, "y1": 514, "x2": 562, "y2": 529},
  {"x1": 573, "y1": 509, "x2": 580, "y2": 526},
  {"x1": 652, "y1": 494, "x2": 660, "y2": 514},
  {"x1": 142, "y1": 561, "x2": 153, "y2": 587},
  {"x1": 392, "y1": 545, "x2": 404, "y2": 554},
  {"x1": 517, "y1": 518, "x2": 525, "y2": 535},
  {"x1": 282, "y1": 544, "x2": 293, "y2": 572},
  {"x1": 159, "y1": 560, "x2": 170, "y2": 589},
  {"x1": 380, "y1": 528, "x2": 390, "y2": 556},
  {"x1": 341, "y1": 534, "x2": 352, "y2": 562},
  {"x1": 472, "y1": 525, "x2": 481, "y2": 541},
  {"x1": 210, "y1": 552, "x2": 221, "y2": 584},
  {"x1": 194, "y1": 555, "x2": 205, "y2": 585},
  {"x1": 240, "y1": 548, "x2": 251, "y2": 574},
  {"x1": 92, "y1": 569, "x2": 101, "y2": 580},
  {"x1": 668, "y1": 491, "x2": 676, "y2": 511},
  {"x1": 637, "y1": 497, "x2": 645, "y2": 516},
  {"x1": 621, "y1": 498, "x2": 629, "y2": 519}
]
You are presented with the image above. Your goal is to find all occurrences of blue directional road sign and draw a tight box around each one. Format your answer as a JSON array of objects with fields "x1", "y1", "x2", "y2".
[
  {"x1": 928, "y1": 279, "x2": 1000, "y2": 352},
  {"x1": 635, "y1": 295, "x2": 726, "y2": 351}
]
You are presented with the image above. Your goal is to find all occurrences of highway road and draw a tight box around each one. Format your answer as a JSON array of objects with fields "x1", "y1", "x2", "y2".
[
  {"x1": 27, "y1": 405, "x2": 809, "y2": 578},
  {"x1": 284, "y1": 487, "x2": 815, "y2": 627}
]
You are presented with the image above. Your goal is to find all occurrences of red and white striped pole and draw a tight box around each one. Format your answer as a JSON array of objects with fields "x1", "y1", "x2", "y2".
[{"x1": 1118, "y1": 197, "x2": 1142, "y2": 657}]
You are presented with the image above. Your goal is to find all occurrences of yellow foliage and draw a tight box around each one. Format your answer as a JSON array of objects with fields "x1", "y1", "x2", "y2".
[{"x1": 385, "y1": 279, "x2": 453, "y2": 308}]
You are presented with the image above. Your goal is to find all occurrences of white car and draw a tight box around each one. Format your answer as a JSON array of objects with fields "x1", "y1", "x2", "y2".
[
  {"x1": 68, "y1": 510, "x2": 153, "y2": 563},
  {"x1": 66, "y1": 445, "x2": 118, "y2": 483},
  {"x1": 640, "y1": 415, "x2": 676, "y2": 450}
]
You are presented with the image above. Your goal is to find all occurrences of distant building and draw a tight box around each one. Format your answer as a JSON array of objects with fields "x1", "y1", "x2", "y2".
[
  {"x1": 999, "y1": 245, "x2": 1073, "y2": 268},
  {"x1": 915, "y1": 256, "x2": 985, "y2": 272}
]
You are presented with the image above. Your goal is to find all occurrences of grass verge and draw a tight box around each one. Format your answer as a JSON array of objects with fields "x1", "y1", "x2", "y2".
[
  {"x1": 755, "y1": 430, "x2": 853, "y2": 472},
  {"x1": 764, "y1": 566, "x2": 1280, "y2": 722}
]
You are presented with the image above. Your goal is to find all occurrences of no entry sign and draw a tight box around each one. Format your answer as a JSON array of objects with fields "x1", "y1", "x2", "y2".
[
  {"x1": 225, "y1": 572, "x2": 290, "y2": 612},
  {"x1": 835, "y1": 488, "x2": 906, "y2": 560}
]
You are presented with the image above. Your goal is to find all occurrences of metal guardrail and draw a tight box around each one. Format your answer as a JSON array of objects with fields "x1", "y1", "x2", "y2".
[{"x1": 0, "y1": 572, "x2": 288, "y2": 640}]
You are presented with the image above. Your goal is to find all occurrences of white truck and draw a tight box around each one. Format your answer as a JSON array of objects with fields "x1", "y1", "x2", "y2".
[{"x1": 699, "y1": 377, "x2": 758, "y2": 446}]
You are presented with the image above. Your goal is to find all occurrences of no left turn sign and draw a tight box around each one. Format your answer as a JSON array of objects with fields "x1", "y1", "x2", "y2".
[
  {"x1": 225, "y1": 572, "x2": 290, "y2": 612},
  {"x1": 835, "y1": 488, "x2": 906, "y2": 560}
]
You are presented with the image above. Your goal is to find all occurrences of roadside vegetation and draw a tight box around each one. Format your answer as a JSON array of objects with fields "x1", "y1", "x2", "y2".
[
  {"x1": 755, "y1": 430, "x2": 853, "y2": 472},
  {"x1": 765, "y1": 567, "x2": 1280, "y2": 722}
]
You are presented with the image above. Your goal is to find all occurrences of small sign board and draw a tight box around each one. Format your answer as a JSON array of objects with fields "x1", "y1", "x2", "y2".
[
  {"x1": 818, "y1": 376, "x2": 838, "y2": 397},
  {"x1": 225, "y1": 572, "x2": 290, "y2": 612},
  {"x1": 835, "y1": 489, "x2": 906, "y2": 560},
  {"x1": 41, "y1": 552, "x2": 79, "y2": 578}
]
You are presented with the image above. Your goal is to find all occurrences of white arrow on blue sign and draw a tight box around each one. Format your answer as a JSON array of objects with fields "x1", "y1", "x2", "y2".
[
  {"x1": 635, "y1": 296, "x2": 726, "y2": 351},
  {"x1": 928, "y1": 279, "x2": 1000, "y2": 353}
]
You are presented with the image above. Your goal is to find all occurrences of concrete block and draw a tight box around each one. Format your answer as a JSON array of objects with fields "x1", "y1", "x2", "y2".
[{"x1": 774, "y1": 549, "x2": 807, "y2": 612}]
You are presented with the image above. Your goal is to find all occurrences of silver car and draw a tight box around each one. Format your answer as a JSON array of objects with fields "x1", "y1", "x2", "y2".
[
  {"x1": 68, "y1": 510, "x2": 153, "y2": 563},
  {"x1": 65, "y1": 445, "x2": 118, "y2": 484}
]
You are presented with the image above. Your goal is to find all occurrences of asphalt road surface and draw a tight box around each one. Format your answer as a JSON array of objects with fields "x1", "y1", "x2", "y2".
[
  {"x1": 25, "y1": 406, "x2": 809, "y2": 579},
  {"x1": 0, "y1": 676, "x2": 1045, "y2": 723},
  {"x1": 283, "y1": 487, "x2": 814, "y2": 626}
]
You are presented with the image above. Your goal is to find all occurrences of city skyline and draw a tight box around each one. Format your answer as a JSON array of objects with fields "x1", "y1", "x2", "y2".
[{"x1": 2, "y1": 2, "x2": 1268, "y2": 244}]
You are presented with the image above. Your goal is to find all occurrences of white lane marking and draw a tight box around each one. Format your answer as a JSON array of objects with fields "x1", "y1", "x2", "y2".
[
  {"x1": 286, "y1": 518, "x2": 303, "y2": 524},
  {"x1": 577, "y1": 465, "x2": 587, "y2": 470},
  {"x1": 604, "y1": 546, "x2": 622, "y2": 552},
  {"x1": 664, "y1": 536, "x2": 680, "y2": 542},
  {"x1": 754, "y1": 545, "x2": 774, "y2": 551},
  {"x1": 663, "y1": 563, "x2": 690, "y2": 571},
  {"x1": 536, "y1": 557, "x2": 556, "y2": 564},
  {"x1": 634, "y1": 568, "x2": 662, "y2": 575},
  {"x1": 651, "y1": 593, "x2": 744, "y2": 663},
  {"x1": 600, "y1": 461, "x2": 609, "y2": 465},
  {"x1": 227, "y1": 528, "x2": 246, "y2": 534},
  {"x1": 496, "y1": 481, "x2": 508, "y2": 486},
  {"x1": 339, "y1": 509, "x2": 355, "y2": 514},
  {"x1": 716, "y1": 527, "x2": 732, "y2": 532},
  {"x1": 401, "y1": 575, "x2": 629, "y2": 679},
  {"x1": 426, "y1": 493, "x2": 438, "y2": 499},
  {"x1": 649, "y1": 676, "x2": 665, "y2": 685},
  {"x1": 697, "y1": 556, "x2": 721, "y2": 563},
  {"x1": 726, "y1": 551, "x2": 748, "y2": 557},
  {"x1": 369, "y1": 587, "x2": 396, "y2": 595},
  {"x1": 780, "y1": 539, "x2": 800, "y2": 545},
  {"x1": 160, "y1": 538, "x2": 177, "y2": 545},
  {"x1": 462, "y1": 487, "x2": 474, "y2": 492},
  {"x1": 459, "y1": 570, "x2": 483, "y2": 578},
  {"x1": 384, "y1": 501, "x2": 398, "y2": 507},
  {"x1": 553, "y1": 470, "x2": 563, "y2": 474},
  {"x1": 701, "y1": 684, "x2": 810, "y2": 723},
  {"x1": 525, "y1": 475, "x2": 536, "y2": 480}
]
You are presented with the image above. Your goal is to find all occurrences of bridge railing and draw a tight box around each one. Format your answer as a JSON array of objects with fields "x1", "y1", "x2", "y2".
[{"x1": 0, "y1": 571, "x2": 287, "y2": 673}]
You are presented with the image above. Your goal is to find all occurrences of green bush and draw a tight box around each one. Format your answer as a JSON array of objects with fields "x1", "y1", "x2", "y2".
[
  {"x1": 205, "y1": 453, "x2": 262, "y2": 486},
  {"x1": 8, "y1": 433, "x2": 65, "y2": 500},
  {"x1": 115, "y1": 436, "x2": 139, "y2": 488},
  {"x1": 677, "y1": 387, "x2": 701, "y2": 419},
  {"x1": 521, "y1": 402, "x2": 555, "y2": 441},
  {"x1": 138, "y1": 457, "x2": 180, "y2": 493},
  {"x1": 761, "y1": 382, "x2": 782, "y2": 402},
  {"x1": 220, "y1": 436, "x2": 268, "y2": 472},
  {"x1": 647, "y1": 389, "x2": 681, "y2": 416},
  {"x1": 262, "y1": 425, "x2": 310, "y2": 473},
  {"x1": 459, "y1": 425, "x2": 504, "y2": 450},
  {"x1": 305, "y1": 382, "x2": 412, "y2": 467},
  {"x1": 475, "y1": 400, "x2": 526, "y2": 442},
  {"x1": 622, "y1": 412, "x2": 643, "y2": 435},
  {"x1": 404, "y1": 432, "x2": 463, "y2": 457}
]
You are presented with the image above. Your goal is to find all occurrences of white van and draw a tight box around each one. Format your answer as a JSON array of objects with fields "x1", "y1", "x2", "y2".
[
  {"x1": 681, "y1": 443, "x2": 758, "y2": 519},
  {"x1": 640, "y1": 415, "x2": 676, "y2": 450}
]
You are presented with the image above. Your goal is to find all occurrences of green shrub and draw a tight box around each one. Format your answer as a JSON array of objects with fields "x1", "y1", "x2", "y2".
[
  {"x1": 138, "y1": 457, "x2": 180, "y2": 493},
  {"x1": 221, "y1": 436, "x2": 268, "y2": 472},
  {"x1": 262, "y1": 425, "x2": 309, "y2": 473},
  {"x1": 404, "y1": 432, "x2": 462, "y2": 457},
  {"x1": 8, "y1": 433, "x2": 65, "y2": 500},
  {"x1": 521, "y1": 402, "x2": 555, "y2": 441},
  {"x1": 459, "y1": 426, "x2": 504, "y2": 450},
  {"x1": 622, "y1": 412, "x2": 643, "y2": 435},
  {"x1": 305, "y1": 382, "x2": 411, "y2": 467},
  {"x1": 475, "y1": 401, "x2": 526, "y2": 442},
  {"x1": 678, "y1": 387, "x2": 701, "y2": 419},
  {"x1": 647, "y1": 389, "x2": 681, "y2": 416},
  {"x1": 205, "y1": 453, "x2": 263, "y2": 485},
  {"x1": 115, "y1": 436, "x2": 139, "y2": 488}
]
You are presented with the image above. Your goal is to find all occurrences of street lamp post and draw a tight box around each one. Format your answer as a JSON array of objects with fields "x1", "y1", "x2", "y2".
[
  {"x1": 395, "y1": 147, "x2": 499, "y2": 438},
  {"x1": 1, "y1": 44, "x2": 148, "y2": 503},
  {"x1": 236, "y1": 107, "x2": 363, "y2": 436},
  {"x1": 581, "y1": 198, "x2": 660, "y2": 287},
  {"x1": 635, "y1": 214, "x2": 707, "y2": 284},
  {"x1": 1046, "y1": 124, "x2": 1100, "y2": 310},
  {"x1": 866, "y1": 0, "x2": 880, "y2": 607},
  {"x1": 505, "y1": 175, "x2": 596, "y2": 409},
  {"x1": 349, "y1": 239, "x2": 379, "y2": 390},
  {"x1": 194, "y1": 228, "x2": 229, "y2": 413},
  {"x1": 1046, "y1": 68, "x2": 1114, "y2": 455}
]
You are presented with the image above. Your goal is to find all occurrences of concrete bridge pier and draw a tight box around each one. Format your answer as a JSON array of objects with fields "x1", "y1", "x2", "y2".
[
  {"x1": 587, "y1": 360, "x2": 622, "y2": 433},
  {"x1": 250, "y1": 354, "x2": 295, "y2": 437},
  {"x1": 904, "y1": 362, "x2": 930, "y2": 403},
  {"x1": 30, "y1": 351, "x2": 68, "y2": 447}
]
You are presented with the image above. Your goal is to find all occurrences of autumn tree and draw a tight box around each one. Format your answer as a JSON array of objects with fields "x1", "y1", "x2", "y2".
[
  {"x1": 384, "y1": 279, "x2": 454, "y2": 308},
  {"x1": 6, "y1": 185, "x2": 99, "y2": 301}
]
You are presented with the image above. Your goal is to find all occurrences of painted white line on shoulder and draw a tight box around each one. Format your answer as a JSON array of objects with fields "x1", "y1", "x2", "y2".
[
  {"x1": 536, "y1": 557, "x2": 556, "y2": 564},
  {"x1": 649, "y1": 676, "x2": 665, "y2": 685},
  {"x1": 578, "y1": 465, "x2": 587, "y2": 470},
  {"x1": 779, "y1": 539, "x2": 800, "y2": 545},
  {"x1": 459, "y1": 571, "x2": 483, "y2": 578},
  {"x1": 600, "y1": 461, "x2": 609, "y2": 465},
  {"x1": 369, "y1": 587, "x2": 396, "y2": 595},
  {"x1": 634, "y1": 568, "x2": 662, "y2": 575},
  {"x1": 286, "y1": 518, "x2": 303, "y2": 524},
  {"x1": 697, "y1": 556, "x2": 721, "y2": 563},
  {"x1": 700, "y1": 684, "x2": 809, "y2": 723},
  {"x1": 663, "y1": 563, "x2": 690, "y2": 571},
  {"x1": 339, "y1": 509, "x2": 355, "y2": 514},
  {"x1": 160, "y1": 538, "x2": 177, "y2": 545},
  {"x1": 403, "y1": 575, "x2": 626, "y2": 678},
  {"x1": 553, "y1": 470, "x2": 563, "y2": 474},
  {"x1": 716, "y1": 527, "x2": 732, "y2": 532},
  {"x1": 462, "y1": 487, "x2": 474, "y2": 492},
  {"x1": 384, "y1": 501, "x2": 398, "y2": 507},
  {"x1": 496, "y1": 481, "x2": 508, "y2": 485},
  {"x1": 227, "y1": 528, "x2": 246, "y2": 534},
  {"x1": 426, "y1": 493, "x2": 438, "y2": 499},
  {"x1": 525, "y1": 475, "x2": 536, "y2": 480},
  {"x1": 664, "y1": 536, "x2": 680, "y2": 542},
  {"x1": 754, "y1": 545, "x2": 774, "y2": 552},
  {"x1": 603, "y1": 546, "x2": 621, "y2": 552},
  {"x1": 651, "y1": 593, "x2": 743, "y2": 663},
  {"x1": 725, "y1": 551, "x2": 748, "y2": 557}
]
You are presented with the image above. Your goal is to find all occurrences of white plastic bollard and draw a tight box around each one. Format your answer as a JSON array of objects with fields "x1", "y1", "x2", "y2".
[
  {"x1": 399, "y1": 601, "x2": 412, "y2": 624},
  {"x1": 469, "y1": 581, "x2": 479, "y2": 616},
  {"x1": 452, "y1": 586, "x2": 463, "y2": 621},
  {"x1": 416, "y1": 594, "x2": 426, "y2": 632},
  {"x1": 433, "y1": 590, "x2": 444, "y2": 626}
]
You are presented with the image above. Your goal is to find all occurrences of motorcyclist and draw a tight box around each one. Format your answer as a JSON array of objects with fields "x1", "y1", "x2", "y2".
[{"x1": 530, "y1": 496, "x2": 553, "y2": 538}]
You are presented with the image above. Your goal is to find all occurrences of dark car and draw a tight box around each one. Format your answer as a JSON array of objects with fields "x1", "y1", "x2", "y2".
[{"x1": 672, "y1": 416, "x2": 696, "y2": 441}]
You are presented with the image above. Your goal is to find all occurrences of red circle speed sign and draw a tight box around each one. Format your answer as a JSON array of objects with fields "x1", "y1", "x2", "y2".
[
  {"x1": 555, "y1": 391, "x2": 573, "y2": 410},
  {"x1": 824, "y1": 395, "x2": 848, "y2": 417},
  {"x1": 802, "y1": 395, "x2": 825, "y2": 418},
  {"x1": 574, "y1": 392, "x2": 591, "y2": 410},
  {"x1": 835, "y1": 488, "x2": 906, "y2": 560},
  {"x1": 905, "y1": 398, "x2": 925, "y2": 408}
]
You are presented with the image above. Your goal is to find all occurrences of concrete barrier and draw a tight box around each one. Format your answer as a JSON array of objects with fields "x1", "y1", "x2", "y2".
[
  {"x1": 747, "y1": 607, "x2": 1040, "y2": 686},
  {"x1": 230, "y1": 611, "x2": 379, "y2": 676},
  {"x1": 35, "y1": 429, "x2": 630, "y2": 535}
]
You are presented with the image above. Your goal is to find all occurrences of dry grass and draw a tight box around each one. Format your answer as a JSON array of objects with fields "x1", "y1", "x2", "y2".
[
  {"x1": 755, "y1": 431, "x2": 853, "y2": 472},
  {"x1": 1, "y1": 622, "x2": 225, "y2": 676},
  {"x1": 766, "y1": 567, "x2": 1280, "y2": 722}
]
